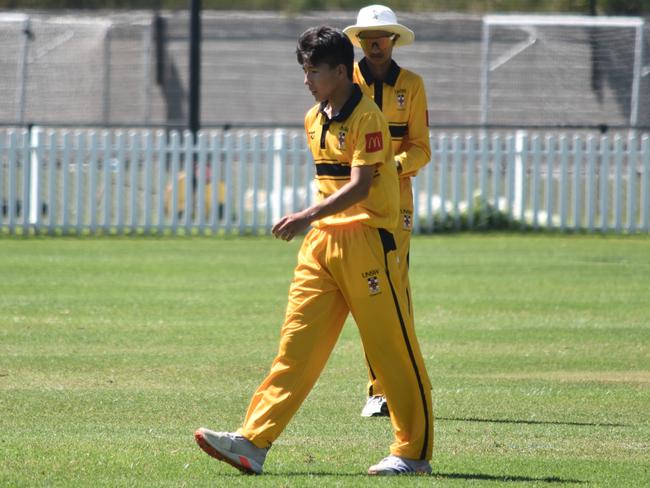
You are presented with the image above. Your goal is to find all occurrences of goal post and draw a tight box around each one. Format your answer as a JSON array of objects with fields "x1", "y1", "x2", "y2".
[{"x1": 480, "y1": 14, "x2": 645, "y2": 128}]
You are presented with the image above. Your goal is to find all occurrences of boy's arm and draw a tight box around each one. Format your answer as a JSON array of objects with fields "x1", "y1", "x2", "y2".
[
  {"x1": 395, "y1": 77, "x2": 431, "y2": 177},
  {"x1": 272, "y1": 165, "x2": 375, "y2": 241}
]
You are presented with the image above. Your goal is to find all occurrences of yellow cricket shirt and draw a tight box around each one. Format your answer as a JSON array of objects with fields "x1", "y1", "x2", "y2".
[
  {"x1": 353, "y1": 58, "x2": 431, "y2": 177},
  {"x1": 304, "y1": 84, "x2": 399, "y2": 230}
]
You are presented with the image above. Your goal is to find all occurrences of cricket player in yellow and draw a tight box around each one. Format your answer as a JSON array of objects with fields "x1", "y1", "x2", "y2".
[
  {"x1": 344, "y1": 5, "x2": 432, "y2": 417},
  {"x1": 195, "y1": 26, "x2": 433, "y2": 476}
]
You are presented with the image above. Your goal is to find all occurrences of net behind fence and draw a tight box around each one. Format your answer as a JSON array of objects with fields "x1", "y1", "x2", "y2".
[{"x1": 0, "y1": 11, "x2": 648, "y2": 129}]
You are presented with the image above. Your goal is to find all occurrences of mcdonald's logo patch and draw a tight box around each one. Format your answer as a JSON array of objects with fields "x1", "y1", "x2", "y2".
[{"x1": 365, "y1": 132, "x2": 383, "y2": 153}]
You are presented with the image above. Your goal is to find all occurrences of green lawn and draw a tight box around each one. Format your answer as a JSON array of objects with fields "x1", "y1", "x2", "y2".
[{"x1": 1, "y1": 234, "x2": 649, "y2": 487}]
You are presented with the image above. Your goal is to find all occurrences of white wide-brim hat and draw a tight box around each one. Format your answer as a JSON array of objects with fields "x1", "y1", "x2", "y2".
[{"x1": 343, "y1": 4, "x2": 415, "y2": 48}]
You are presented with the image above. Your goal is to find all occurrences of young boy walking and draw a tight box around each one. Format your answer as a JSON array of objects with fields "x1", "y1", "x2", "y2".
[{"x1": 195, "y1": 26, "x2": 433, "y2": 476}]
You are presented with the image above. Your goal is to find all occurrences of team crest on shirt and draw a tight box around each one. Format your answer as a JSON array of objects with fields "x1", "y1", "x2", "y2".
[
  {"x1": 337, "y1": 130, "x2": 347, "y2": 150},
  {"x1": 396, "y1": 89, "x2": 407, "y2": 110}
]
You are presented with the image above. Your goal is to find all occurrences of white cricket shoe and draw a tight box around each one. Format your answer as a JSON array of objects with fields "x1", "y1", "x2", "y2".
[
  {"x1": 361, "y1": 395, "x2": 389, "y2": 417},
  {"x1": 194, "y1": 428, "x2": 268, "y2": 475},
  {"x1": 368, "y1": 455, "x2": 432, "y2": 476}
]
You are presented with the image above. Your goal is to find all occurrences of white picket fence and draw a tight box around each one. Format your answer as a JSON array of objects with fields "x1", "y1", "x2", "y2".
[{"x1": 1, "y1": 127, "x2": 649, "y2": 236}]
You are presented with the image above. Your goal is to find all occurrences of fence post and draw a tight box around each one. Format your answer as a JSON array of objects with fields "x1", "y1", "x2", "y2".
[
  {"x1": 600, "y1": 135, "x2": 610, "y2": 233},
  {"x1": 251, "y1": 132, "x2": 261, "y2": 233},
  {"x1": 102, "y1": 131, "x2": 112, "y2": 232},
  {"x1": 531, "y1": 135, "x2": 541, "y2": 230},
  {"x1": 439, "y1": 134, "x2": 449, "y2": 225},
  {"x1": 466, "y1": 134, "x2": 476, "y2": 229},
  {"x1": 196, "y1": 132, "x2": 208, "y2": 234},
  {"x1": 272, "y1": 129, "x2": 286, "y2": 225},
  {"x1": 74, "y1": 132, "x2": 85, "y2": 234},
  {"x1": 514, "y1": 130, "x2": 527, "y2": 226},
  {"x1": 156, "y1": 130, "x2": 167, "y2": 235},
  {"x1": 47, "y1": 131, "x2": 57, "y2": 235},
  {"x1": 142, "y1": 131, "x2": 154, "y2": 234},
  {"x1": 572, "y1": 135, "x2": 583, "y2": 231},
  {"x1": 613, "y1": 135, "x2": 624, "y2": 234},
  {"x1": 641, "y1": 135, "x2": 649, "y2": 232},
  {"x1": 89, "y1": 131, "x2": 99, "y2": 235},
  {"x1": 20, "y1": 130, "x2": 30, "y2": 235},
  {"x1": 627, "y1": 134, "x2": 638, "y2": 234},
  {"x1": 183, "y1": 131, "x2": 194, "y2": 234},
  {"x1": 61, "y1": 132, "x2": 71, "y2": 234},
  {"x1": 586, "y1": 136, "x2": 597, "y2": 233},
  {"x1": 224, "y1": 131, "x2": 234, "y2": 235},
  {"x1": 545, "y1": 135, "x2": 555, "y2": 229},
  {"x1": 129, "y1": 131, "x2": 140, "y2": 233},
  {"x1": 238, "y1": 131, "x2": 247, "y2": 235},
  {"x1": 559, "y1": 135, "x2": 569, "y2": 232},
  {"x1": 425, "y1": 134, "x2": 435, "y2": 233},
  {"x1": 506, "y1": 135, "x2": 516, "y2": 225},
  {"x1": 29, "y1": 126, "x2": 43, "y2": 230},
  {"x1": 209, "y1": 131, "x2": 221, "y2": 234},
  {"x1": 452, "y1": 135, "x2": 462, "y2": 230},
  {"x1": 115, "y1": 131, "x2": 126, "y2": 235},
  {"x1": 478, "y1": 134, "x2": 489, "y2": 229}
]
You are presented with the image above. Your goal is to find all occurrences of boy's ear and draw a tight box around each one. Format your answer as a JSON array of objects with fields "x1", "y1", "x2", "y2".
[{"x1": 336, "y1": 64, "x2": 347, "y2": 78}]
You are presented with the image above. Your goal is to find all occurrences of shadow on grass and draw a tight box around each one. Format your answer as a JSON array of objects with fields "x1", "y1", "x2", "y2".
[
  {"x1": 432, "y1": 472, "x2": 585, "y2": 483},
  {"x1": 439, "y1": 416, "x2": 627, "y2": 428},
  {"x1": 214, "y1": 471, "x2": 584, "y2": 483}
]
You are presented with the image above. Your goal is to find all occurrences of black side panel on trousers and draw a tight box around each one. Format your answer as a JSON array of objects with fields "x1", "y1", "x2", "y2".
[
  {"x1": 377, "y1": 227, "x2": 430, "y2": 460},
  {"x1": 366, "y1": 353, "x2": 377, "y2": 396},
  {"x1": 378, "y1": 228, "x2": 396, "y2": 253}
]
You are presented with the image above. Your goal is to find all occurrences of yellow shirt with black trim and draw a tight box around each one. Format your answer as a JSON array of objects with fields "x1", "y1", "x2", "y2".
[
  {"x1": 304, "y1": 84, "x2": 398, "y2": 230},
  {"x1": 353, "y1": 58, "x2": 431, "y2": 178}
]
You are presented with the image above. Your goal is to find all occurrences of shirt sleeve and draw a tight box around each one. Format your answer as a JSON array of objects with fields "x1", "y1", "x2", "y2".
[
  {"x1": 395, "y1": 75, "x2": 431, "y2": 177},
  {"x1": 351, "y1": 111, "x2": 392, "y2": 168}
]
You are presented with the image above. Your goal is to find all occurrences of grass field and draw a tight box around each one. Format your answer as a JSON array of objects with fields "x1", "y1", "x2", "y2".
[{"x1": 1, "y1": 234, "x2": 649, "y2": 487}]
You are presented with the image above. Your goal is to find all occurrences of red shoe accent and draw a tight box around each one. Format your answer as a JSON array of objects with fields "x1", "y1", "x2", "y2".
[
  {"x1": 239, "y1": 456, "x2": 252, "y2": 470},
  {"x1": 194, "y1": 430, "x2": 257, "y2": 475}
]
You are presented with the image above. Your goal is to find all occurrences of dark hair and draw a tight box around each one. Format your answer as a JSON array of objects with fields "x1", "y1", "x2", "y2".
[{"x1": 296, "y1": 26, "x2": 354, "y2": 80}]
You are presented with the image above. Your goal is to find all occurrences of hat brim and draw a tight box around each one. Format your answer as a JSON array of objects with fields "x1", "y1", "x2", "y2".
[{"x1": 343, "y1": 23, "x2": 414, "y2": 48}]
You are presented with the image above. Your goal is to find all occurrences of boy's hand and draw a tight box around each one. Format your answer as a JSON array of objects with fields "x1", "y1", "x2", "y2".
[{"x1": 272, "y1": 211, "x2": 311, "y2": 241}]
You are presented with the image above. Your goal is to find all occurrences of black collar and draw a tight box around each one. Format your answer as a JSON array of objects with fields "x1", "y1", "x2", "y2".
[
  {"x1": 358, "y1": 58, "x2": 401, "y2": 87},
  {"x1": 319, "y1": 84, "x2": 363, "y2": 123}
]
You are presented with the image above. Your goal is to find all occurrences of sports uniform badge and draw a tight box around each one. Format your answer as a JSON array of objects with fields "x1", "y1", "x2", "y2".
[
  {"x1": 367, "y1": 276, "x2": 381, "y2": 295},
  {"x1": 396, "y1": 89, "x2": 406, "y2": 110},
  {"x1": 337, "y1": 130, "x2": 346, "y2": 150},
  {"x1": 402, "y1": 210, "x2": 412, "y2": 230}
]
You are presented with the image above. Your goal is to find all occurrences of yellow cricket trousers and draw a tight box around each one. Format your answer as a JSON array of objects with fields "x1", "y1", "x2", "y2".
[
  {"x1": 367, "y1": 177, "x2": 415, "y2": 397},
  {"x1": 238, "y1": 222, "x2": 433, "y2": 460}
]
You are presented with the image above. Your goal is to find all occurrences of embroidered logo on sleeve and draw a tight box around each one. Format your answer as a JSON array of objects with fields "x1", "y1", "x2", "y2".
[{"x1": 365, "y1": 131, "x2": 383, "y2": 153}]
